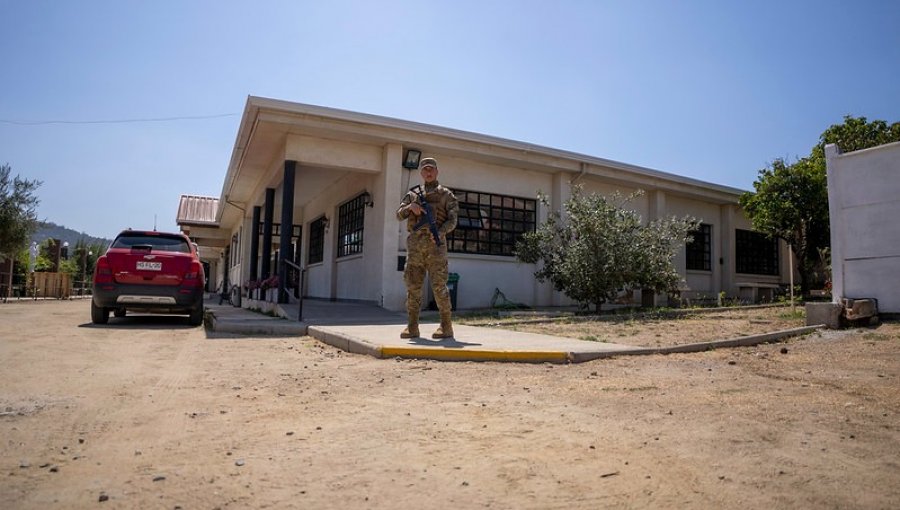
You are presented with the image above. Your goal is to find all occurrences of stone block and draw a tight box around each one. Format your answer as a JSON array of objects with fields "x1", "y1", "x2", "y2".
[
  {"x1": 805, "y1": 302, "x2": 843, "y2": 329},
  {"x1": 842, "y1": 298, "x2": 878, "y2": 321}
]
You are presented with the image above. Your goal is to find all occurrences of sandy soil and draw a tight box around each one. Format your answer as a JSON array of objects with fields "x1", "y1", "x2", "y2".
[{"x1": 1, "y1": 300, "x2": 898, "y2": 509}]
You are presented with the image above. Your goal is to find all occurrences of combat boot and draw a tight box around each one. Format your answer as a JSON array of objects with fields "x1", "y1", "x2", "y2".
[
  {"x1": 400, "y1": 324, "x2": 420, "y2": 338},
  {"x1": 401, "y1": 309, "x2": 420, "y2": 338},
  {"x1": 432, "y1": 312, "x2": 454, "y2": 338}
]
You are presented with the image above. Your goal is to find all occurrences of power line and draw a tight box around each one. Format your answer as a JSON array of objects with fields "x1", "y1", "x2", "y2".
[{"x1": 0, "y1": 113, "x2": 239, "y2": 126}]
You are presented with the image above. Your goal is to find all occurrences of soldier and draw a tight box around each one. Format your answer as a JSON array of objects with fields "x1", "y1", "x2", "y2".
[{"x1": 396, "y1": 157, "x2": 459, "y2": 338}]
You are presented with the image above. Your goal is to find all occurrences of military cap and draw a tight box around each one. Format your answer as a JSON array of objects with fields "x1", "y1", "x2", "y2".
[{"x1": 418, "y1": 157, "x2": 438, "y2": 169}]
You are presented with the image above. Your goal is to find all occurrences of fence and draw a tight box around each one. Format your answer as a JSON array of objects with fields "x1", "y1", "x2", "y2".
[{"x1": 1, "y1": 272, "x2": 79, "y2": 301}]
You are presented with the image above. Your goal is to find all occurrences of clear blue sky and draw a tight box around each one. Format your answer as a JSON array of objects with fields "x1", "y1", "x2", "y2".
[{"x1": 2, "y1": 0, "x2": 898, "y2": 240}]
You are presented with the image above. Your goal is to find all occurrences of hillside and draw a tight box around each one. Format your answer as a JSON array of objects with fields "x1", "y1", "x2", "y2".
[{"x1": 31, "y1": 221, "x2": 112, "y2": 248}]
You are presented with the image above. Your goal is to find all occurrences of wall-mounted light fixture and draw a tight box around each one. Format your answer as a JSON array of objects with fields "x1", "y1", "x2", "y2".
[
  {"x1": 403, "y1": 149, "x2": 422, "y2": 169},
  {"x1": 322, "y1": 216, "x2": 330, "y2": 233},
  {"x1": 362, "y1": 191, "x2": 374, "y2": 208}
]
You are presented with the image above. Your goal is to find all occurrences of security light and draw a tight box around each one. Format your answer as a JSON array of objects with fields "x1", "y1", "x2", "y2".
[{"x1": 403, "y1": 149, "x2": 422, "y2": 169}]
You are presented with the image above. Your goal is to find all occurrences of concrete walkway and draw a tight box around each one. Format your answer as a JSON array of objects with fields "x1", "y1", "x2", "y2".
[{"x1": 205, "y1": 296, "x2": 823, "y2": 363}]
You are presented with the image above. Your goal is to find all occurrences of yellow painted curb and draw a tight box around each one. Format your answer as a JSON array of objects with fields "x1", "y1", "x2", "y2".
[{"x1": 380, "y1": 347, "x2": 568, "y2": 363}]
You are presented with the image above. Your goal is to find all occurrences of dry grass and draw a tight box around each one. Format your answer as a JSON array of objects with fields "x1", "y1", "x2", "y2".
[{"x1": 459, "y1": 305, "x2": 807, "y2": 347}]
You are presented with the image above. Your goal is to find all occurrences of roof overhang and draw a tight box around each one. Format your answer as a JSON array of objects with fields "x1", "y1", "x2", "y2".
[{"x1": 215, "y1": 96, "x2": 745, "y2": 228}]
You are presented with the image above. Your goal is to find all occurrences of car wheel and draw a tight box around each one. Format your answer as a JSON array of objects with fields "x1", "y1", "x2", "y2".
[
  {"x1": 189, "y1": 304, "x2": 204, "y2": 326},
  {"x1": 91, "y1": 301, "x2": 109, "y2": 324},
  {"x1": 113, "y1": 308, "x2": 126, "y2": 318}
]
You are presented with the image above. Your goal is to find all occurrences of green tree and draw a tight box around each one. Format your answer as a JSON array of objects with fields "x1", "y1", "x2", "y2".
[
  {"x1": 741, "y1": 115, "x2": 899, "y2": 296},
  {"x1": 0, "y1": 164, "x2": 42, "y2": 262},
  {"x1": 72, "y1": 238, "x2": 106, "y2": 289},
  {"x1": 740, "y1": 157, "x2": 829, "y2": 295},
  {"x1": 1, "y1": 164, "x2": 42, "y2": 296},
  {"x1": 812, "y1": 115, "x2": 900, "y2": 159},
  {"x1": 34, "y1": 239, "x2": 55, "y2": 272},
  {"x1": 516, "y1": 187, "x2": 698, "y2": 313}
]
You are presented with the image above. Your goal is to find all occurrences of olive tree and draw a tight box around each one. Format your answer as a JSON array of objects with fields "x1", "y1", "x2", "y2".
[
  {"x1": 0, "y1": 164, "x2": 42, "y2": 258},
  {"x1": 516, "y1": 186, "x2": 698, "y2": 313}
]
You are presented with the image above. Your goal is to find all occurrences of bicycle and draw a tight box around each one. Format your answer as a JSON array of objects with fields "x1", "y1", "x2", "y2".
[{"x1": 217, "y1": 283, "x2": 240, "y2": 306}]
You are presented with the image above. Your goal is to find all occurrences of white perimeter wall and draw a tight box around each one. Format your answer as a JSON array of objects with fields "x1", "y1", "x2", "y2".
[{"x1": 826, "y1": 142, "x2": 900, "y2": 313}]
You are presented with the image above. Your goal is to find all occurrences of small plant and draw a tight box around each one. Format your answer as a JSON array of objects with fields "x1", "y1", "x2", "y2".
[
  {"x1": 260, "y1": 275, "x2": 279, "y2": 290},
  {"x1": 778, "y1": 309, "x2": 806, "y2": 320}
]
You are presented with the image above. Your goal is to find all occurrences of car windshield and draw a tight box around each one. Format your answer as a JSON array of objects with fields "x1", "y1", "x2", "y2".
[{"x1": 112, "y1": 234, "x2": 191, "y2": 253}]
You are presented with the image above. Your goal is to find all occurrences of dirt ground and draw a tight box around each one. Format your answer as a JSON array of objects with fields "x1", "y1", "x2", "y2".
[{"x1": 1, "y1": 300, "x2": 898, "y2": 509}]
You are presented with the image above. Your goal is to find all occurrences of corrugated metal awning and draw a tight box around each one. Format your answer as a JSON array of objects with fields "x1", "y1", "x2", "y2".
[{"x1": 177, "y1": 194, "x2": 219, "y2": 226}]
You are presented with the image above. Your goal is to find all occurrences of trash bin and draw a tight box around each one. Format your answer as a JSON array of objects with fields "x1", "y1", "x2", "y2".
[{"x1": 447, "y1": 272, "x2": 459, "y2": 311}]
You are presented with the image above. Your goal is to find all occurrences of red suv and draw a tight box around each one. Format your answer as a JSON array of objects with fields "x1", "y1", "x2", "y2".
[{"x1": 92, "y1": 230, "x2": 205, "y2": 325}]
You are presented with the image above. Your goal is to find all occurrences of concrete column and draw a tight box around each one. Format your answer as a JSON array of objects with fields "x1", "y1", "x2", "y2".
[
  {"x1": 380, "y1": 144, "x2": 405, "y2": 310},
  {"x1": 548, "y1": 171, "x2": 573, "y2": 307},
  {"x1": 278, "y1": 161, "x2": 296, "y2": 304},
  {"x1": 249, "y1": 206, "x2": 261, "y2": 281},
  {"x1": 645, "y1": 190, "x2": 668, "y2": 306},
  {"x1": 719, "y1": 204, "x2": 735, "y2": 295},
  {"x1": 647, "y1": 190, "x2": 666, "y2": 222},
  {"x1": 261, "y1": 188, "x2": 275, "y2": 279}
]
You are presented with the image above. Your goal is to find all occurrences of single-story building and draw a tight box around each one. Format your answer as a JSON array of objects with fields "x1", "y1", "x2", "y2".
[{"x1": 177, "y1": 96, "x2": 794, "y2": 312}]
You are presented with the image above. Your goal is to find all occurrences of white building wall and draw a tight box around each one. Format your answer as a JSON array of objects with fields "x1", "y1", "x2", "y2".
[
  {"x1": 335, "y1": 255, "x2": 369, "y2": 300},
  {"x1": 302, "y1": 171, "x2": 349, "y2": 299},
  {"x1": 420, "y1": 154, "x2": 554, "y2": 310},
  {"x1": 449, "y1": 256, "x2": 535, "y2": 309},
  {"x1": 210, "y1": 101, "x2": 802, "y2": 312},
  {"x1": 338, "y1": 172, "x2": 382, "y2": 302},
  {"x1": 667, "y1": 195, "x2": 720, "y2": 297},
  {"x1": 579, "y1": 178, "x2": 647, "y2": 218},
  {"x1": 730, "y1": 206, "x2": 784, "y2": 290},
  {"x1": 826, "y1": 142, "x2": 900, "y2": 313}
]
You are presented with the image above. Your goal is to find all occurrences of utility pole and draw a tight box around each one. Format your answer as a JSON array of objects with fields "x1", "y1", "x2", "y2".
[{"x1": 82, "y1": 249, "x2": 93, "y2": 296}]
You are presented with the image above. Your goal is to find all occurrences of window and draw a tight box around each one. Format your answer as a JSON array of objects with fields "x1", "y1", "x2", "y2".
[
  {"x1": 111, "y1": 233, "x2": 190, "y2": 253},
  {"x1": 446, "y1": 190, "x2": 537, "y2": 256},
  {"x1": 736, "y1": 229, "x2": 779, "y2": 275},
  {"x1": 230, "y1": 234, "x2": 238, "y2": 267},
  {"x1": 229, "y1": 227, "x2": 242, "y2": 267},
  {"x1": 308, "y1": 217, "x2": 326, "y2": 265},
  {"x1": 686, "y1": 223, "x2": 712, "y2": 271},
  {"x1": 337, "y1": 194, "x2": 366, "y2": 258}
]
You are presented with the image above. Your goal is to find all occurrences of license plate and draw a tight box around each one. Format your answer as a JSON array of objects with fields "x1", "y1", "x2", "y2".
[{"x1": 136, "y1": 261, "x2": 162, "y2": 271}]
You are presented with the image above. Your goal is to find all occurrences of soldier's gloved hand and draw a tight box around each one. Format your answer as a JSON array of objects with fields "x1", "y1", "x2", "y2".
[{"x1": 408, "y1": 203, "x2": 424, "y2": 216}]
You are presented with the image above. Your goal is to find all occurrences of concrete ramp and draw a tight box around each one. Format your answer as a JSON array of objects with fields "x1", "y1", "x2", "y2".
[
  {"x1": 309, "y1": 323, "x2": 640, "y2": 363},
  {"x1": 207, "y1": 298, "x2": 822, "y2": 363}
]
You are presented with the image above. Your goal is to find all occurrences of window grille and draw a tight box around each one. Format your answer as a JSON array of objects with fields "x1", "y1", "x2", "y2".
[
  {"x1": 446, "y1": 190, "x2": 536, "y2": 256},
  {"x1": 735, "y1": 229, "x2": 779, "y2": 275},
  {"x1": 308, "y1": 216, "x2": 326, "y2": 265},
  {"x1": 337, "y1": 194, "x2": 366, "y2": 258},
  {"x1": 686, "y1": 223, "x2": 712, "y2": 271}
]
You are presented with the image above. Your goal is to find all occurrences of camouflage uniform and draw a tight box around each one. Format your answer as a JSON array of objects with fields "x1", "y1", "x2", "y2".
[{"x1": 396, "y1": 180, "x2": 458, "y2": 338}]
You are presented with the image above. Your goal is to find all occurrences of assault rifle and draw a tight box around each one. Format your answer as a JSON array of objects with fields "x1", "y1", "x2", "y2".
[{"x1": 409, "y1": 184, "x2": 442, "y2": 246}]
